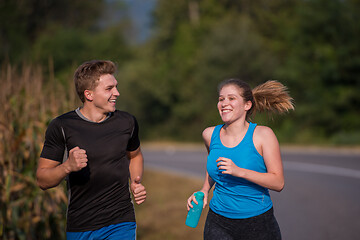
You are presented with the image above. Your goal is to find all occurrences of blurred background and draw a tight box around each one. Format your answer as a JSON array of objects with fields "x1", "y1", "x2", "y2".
[{"x1": 0, "y1": 0, "x2": 359, "y2": 239}]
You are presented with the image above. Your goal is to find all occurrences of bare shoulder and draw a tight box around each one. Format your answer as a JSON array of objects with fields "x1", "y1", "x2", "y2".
[
  {"x1": 253, "y1": 125, "x2": 278, "y2": 145},
  {"x1": 202, "y1": 126, "x2": 216, "y2": 141},
  {"x1": 202, "y1": 126, "x2": 216, "y2": 150},
  {"x1": 254, "y1": 125, "x2": 275, "y2": 137}
]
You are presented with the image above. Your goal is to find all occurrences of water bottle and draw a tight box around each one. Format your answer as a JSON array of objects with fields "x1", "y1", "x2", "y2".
[{"x1": 185, "y1": 191, "x2": 204, "y2": 228}]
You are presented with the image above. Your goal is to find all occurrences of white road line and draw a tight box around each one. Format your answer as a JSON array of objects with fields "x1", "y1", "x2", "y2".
[{"x1": 284, "y1": 161, "x2": 360, "y2": 179}]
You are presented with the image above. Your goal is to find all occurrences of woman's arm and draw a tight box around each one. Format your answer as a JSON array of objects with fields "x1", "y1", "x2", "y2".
[
  {"x1": 217, "y1": 126, "x2": 284, "y2": 192},
  {"x1": 200, "y1": 126, "x2": 216, "y2": 199},
  {"x1": 187, "y1": 127, "x2": 216, "y2": 210}
]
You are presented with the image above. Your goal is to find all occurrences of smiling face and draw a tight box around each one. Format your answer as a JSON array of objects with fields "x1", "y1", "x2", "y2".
[
  {"x1": 217, "y1": 84, "x2": 252, "y2": 124},
  {"x1": 85, "y1": 74, "x2": 120, "y2": 114}
]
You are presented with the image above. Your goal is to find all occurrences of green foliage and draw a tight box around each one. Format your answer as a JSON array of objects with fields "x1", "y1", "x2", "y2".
[
  {"x1": 120, "y1": 0, "x2": 288, "y2": 141},
  {"x1": 1, "y1": 0, "x2": 360, "y2": 145},
  {"x1": 120, "y1": 0, "x2": 360, "y2": 144},
  {"x1": 32, "y1": 25, "x2": 132, "y2": 74},
  {"x1": 273, "y1": 0, "x2": 360, "y2": 142},
  {"x1": 0, "y1": 0, "x2": 105, "y2": 63}
]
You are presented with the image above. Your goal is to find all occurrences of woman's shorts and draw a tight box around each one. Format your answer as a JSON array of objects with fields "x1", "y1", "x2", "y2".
[{"x1": 204, "y1": 207, "x2": 281, "y2": 240}]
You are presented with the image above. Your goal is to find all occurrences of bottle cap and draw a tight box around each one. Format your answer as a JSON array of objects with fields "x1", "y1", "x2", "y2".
[{"x1": 194, "y1": 191, "x2": 204, "y2": 199}]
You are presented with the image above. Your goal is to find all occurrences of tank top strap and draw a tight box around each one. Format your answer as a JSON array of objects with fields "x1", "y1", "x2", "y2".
[
  {"x1": 209, "y1": 124, "x2": 224, "y2": 150},
  {"x1": 243, "y1": 122, "x2": 257, "y2": 143}
]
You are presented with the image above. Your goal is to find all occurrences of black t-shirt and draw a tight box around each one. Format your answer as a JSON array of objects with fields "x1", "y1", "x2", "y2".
[{"x1": 40, "y1": 109, "x2": 140, "y2": 232}]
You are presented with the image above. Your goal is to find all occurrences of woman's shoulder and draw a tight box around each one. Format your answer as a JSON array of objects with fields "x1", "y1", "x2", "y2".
[
  {"x1": 202, "y1": 126, "x2": 218, "y2": 142},
  {"x1": 253, "y1": 124, "x2": 276, "y2": 138},
  {"x1": 202, "y1": 126, "x2": 218, "y2": 151},
  {"x1": 253, "y1": 124, "x2": 280, "y2": 156},
  {"x1": 253, "y1": 124, "x2": 278, "y2": 146},
  {"x1": 202, "y1": 126, "x2": 217, "y2": 137}
]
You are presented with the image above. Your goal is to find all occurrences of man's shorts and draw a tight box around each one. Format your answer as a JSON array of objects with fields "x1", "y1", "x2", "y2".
[{"x1": 66, "y1": 222, "x2": 136, "y2": 240}]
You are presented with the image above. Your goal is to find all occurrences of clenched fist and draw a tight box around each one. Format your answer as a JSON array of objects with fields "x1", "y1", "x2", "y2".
[{"x1": 64, "y1": 146, "x2": 88, "y2": 173}]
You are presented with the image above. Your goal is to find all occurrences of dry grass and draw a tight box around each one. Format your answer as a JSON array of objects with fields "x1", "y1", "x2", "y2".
[{"x1": 135, "y1": 169, "x2": 210, "y2": 240}]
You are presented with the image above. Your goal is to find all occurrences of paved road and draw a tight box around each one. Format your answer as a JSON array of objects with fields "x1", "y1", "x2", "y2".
[{"x1": 142, "y1": 146, "x2": 360, "y2": 240}]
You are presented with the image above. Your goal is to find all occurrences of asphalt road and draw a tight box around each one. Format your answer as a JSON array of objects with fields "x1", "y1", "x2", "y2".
[{"x1": 142, "y1": 145, "x2": 360, "y2": 240}]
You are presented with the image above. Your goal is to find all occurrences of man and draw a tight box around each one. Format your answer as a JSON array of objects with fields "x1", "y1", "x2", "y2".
[{"x1": 37, "y1": 60, "x2": 146, "y2": 239}]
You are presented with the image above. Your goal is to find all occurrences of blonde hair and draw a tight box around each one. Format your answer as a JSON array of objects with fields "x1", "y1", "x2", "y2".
[{"x1": 218, "y1": 79, "x2": 294, "y2": 120}]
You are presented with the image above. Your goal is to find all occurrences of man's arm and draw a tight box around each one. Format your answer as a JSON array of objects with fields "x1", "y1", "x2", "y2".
[
  {"x1": 128, "y1": 147, "x2": 146, "y2": 204},
  {"x1": 36, "y1": 158, "x2": 66, "y2": 190},
  {"x1": 36, "y1": 146, "x2": 88, "y2": 190}
]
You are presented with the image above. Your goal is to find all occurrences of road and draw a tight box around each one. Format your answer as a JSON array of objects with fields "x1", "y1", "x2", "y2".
[{"x1": 142, "y1": 145, "x2": 360, "y2": 240}]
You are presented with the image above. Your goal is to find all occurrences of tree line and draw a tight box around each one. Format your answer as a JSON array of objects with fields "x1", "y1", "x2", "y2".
[{"x1": 1, "y1": 0, "x2": 359, "y2": 145}]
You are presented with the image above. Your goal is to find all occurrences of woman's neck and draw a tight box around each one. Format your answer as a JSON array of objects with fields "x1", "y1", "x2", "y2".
[{"x1": 223, "y1": 119, "x2": 249, "y2": 135}]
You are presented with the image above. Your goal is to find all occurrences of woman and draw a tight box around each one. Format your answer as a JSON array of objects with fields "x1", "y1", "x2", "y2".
[{"x1": 187, "y1": 79, "x2": 294, "y2": 240}]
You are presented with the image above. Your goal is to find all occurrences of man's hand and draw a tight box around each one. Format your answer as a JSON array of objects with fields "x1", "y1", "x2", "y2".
[
  {"x1": 63, "y1": 146, "x2": 88, "y2": 173},
  {"x1": 130, "y1": 176, "x2": 147, "y2": 205}
]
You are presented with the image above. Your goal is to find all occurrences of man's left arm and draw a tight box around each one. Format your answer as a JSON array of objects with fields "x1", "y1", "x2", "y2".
[{"x1": 128, "y1": 147, "x2": 147, "y2": 204}]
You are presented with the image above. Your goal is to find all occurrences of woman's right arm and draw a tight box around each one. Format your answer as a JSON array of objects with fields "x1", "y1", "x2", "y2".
[{"x1": 187, "y1": 127, "x2": 215, "y2": 210}]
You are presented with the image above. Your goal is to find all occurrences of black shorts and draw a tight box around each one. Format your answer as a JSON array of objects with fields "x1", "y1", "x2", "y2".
[{"x1": 204, "y1": 207, "x2": 281, "y2": 240}]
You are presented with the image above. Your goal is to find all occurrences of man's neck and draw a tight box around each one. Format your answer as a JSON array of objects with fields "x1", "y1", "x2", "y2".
[{"x1": 78, "y1": 106, "x2": 110, "y2": 123}]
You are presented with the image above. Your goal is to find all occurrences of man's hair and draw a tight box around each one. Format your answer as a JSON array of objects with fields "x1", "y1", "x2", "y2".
[{"x1": 74, "y1": 60, "x2": 116, "y2": 102}]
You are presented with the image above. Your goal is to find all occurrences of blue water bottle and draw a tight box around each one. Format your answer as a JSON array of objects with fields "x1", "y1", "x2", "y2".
[{"x1": 185, "y1": 191, "x2": 204, "y2": 228}]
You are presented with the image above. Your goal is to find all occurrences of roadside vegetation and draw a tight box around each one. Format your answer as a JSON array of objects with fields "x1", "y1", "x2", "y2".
[{"x1": 0, "y1": 64, "x2": 75, "y2": 239}]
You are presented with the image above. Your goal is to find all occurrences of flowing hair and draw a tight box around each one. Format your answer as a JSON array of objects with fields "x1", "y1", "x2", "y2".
[{"x1": 218, "y1": 79, "x2": 294, "y2": 120}]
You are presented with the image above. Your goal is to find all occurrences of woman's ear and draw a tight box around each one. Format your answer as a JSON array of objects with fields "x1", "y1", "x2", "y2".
[{"x1": 245, "y1": 100, "x2": 252, "y2": 111}]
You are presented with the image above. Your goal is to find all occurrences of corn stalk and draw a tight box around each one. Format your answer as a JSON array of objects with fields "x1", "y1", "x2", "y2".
[{"x1": 0, "y1": 63, "x2": 77, "y2": 240}]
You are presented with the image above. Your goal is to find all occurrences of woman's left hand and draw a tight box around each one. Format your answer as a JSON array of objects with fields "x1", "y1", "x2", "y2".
[{"x1": 216, "y1": 157, "x2": 241, "y2": 177}]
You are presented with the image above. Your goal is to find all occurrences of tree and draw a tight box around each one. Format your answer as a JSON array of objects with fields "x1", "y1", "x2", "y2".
[{"x1": 0, "y1": 0, "x2": 104, "y2": 63}]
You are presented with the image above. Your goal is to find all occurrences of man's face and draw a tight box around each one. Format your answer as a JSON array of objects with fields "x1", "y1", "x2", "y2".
[{"x1": 89, "y1": 74, "x2": 120, "y2": 113}]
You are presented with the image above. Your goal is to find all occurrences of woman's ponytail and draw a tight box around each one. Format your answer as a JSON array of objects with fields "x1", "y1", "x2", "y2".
[{"x1": 252, "y1": 80, "x2": 294, "y2": 115}]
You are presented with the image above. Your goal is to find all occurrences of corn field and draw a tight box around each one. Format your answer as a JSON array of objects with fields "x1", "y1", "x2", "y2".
[{"x1": 0, "y1": 63, "x2": 79, "y2": 240}]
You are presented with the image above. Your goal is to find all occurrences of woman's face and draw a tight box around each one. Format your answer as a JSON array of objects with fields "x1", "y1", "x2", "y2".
[{"x1": 217, "y1": 84, "x2": 251, "y2": 124}]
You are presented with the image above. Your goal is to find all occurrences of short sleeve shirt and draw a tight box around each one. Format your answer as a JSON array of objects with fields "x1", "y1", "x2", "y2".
[{"x1": 40, "y1": 109, "x2": 140, "y2": 232}]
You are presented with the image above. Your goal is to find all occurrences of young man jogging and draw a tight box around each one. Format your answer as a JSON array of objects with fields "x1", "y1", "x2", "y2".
[{"x1": 37, "y1": 60, "x2": 146, "y2": 239}]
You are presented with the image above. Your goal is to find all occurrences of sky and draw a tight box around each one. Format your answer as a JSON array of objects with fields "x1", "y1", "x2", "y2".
[{"x1": 123, "y1": 0, "x2": 157, "y2": 42}]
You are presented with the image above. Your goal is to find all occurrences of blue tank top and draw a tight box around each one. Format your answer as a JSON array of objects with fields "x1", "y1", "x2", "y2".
[{"x1": 207, "y1": 122, "x2": 273, "y2": 219}]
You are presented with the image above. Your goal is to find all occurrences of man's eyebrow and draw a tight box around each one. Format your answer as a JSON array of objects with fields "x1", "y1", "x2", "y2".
[{"x1": 105, "y1": 83, "x2": 118, "y2": 88}]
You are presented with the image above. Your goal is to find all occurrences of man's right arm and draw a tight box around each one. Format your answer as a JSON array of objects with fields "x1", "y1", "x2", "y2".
[
  {"x1": 36, "y1": 158, "x2": 70, "y2": 190},
  {"x1": 36, "y1": 146, "x2": 88, "y2": 190}
]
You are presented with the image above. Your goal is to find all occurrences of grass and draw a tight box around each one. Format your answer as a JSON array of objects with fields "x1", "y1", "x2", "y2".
[{"x1": 135, "y1": 169, "x2": 210, "y2": 240}]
